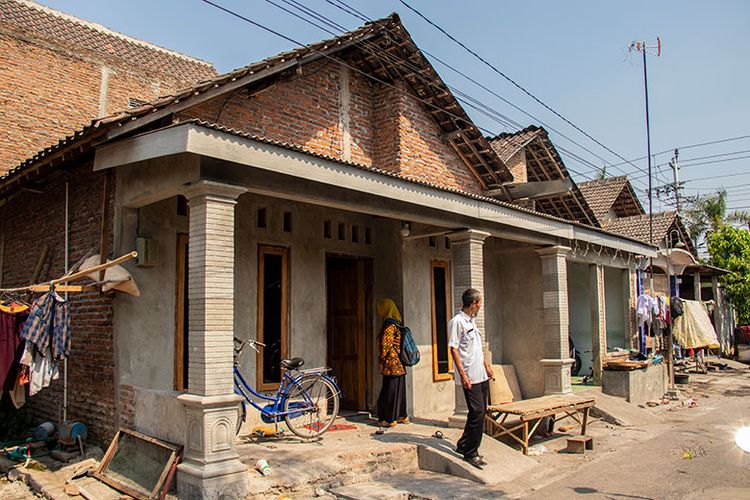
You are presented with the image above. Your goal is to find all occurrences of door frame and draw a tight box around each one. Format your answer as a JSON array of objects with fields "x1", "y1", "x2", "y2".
[{"x1": 325, "y1": 253, "x2": 373, "y2": 411}]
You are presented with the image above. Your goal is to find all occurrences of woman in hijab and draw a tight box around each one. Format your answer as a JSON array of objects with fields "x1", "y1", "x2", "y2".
[{"x1": 376, "y1": 298, "x2": 409, "y2": 427}]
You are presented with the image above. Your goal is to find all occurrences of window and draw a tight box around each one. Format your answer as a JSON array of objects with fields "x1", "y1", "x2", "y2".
[
  {"x1": 174, "y1": 233, "x2": 189, "y2": 391},
  {"x1": 257, "y1": 245, "x2": 288, "y2": 390},
  {"x1": 338, "y1": 222, "x2": 346, "y2": 241},
  {"x1": 323, "y1": 220, "x2": 332, "y2": 239},
  {"x1": 365, "y1": 227, "x2": 372, "y2": 245},
  {"x1": 431, "y1": 260, "x2": 453, "y2": 381},
  {"x1": 351, "y1": 225, "x2": 360, "y2": 243},
  {"x1": 257, "y1": 207, "x2": 267, "y2": 229},
  {"x1": 283, "y1": 211, "x2": 292, "y2": 232}
]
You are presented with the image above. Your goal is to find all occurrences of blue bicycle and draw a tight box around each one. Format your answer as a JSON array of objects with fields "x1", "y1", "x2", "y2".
[{"x1": 233, "y1": 338, "x2": 341, "y2": 439}]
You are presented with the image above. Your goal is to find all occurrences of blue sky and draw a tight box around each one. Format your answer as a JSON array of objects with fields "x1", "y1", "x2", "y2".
[{"x1": 36, "y1": 0, "x2": 750, "y2": 214}]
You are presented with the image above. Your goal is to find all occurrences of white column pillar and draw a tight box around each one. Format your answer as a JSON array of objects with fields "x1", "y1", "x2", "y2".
[
  {"x1": 447, "y1": 229, "x2": 490, "y2": 428},
  {"x1": 176, "y1": 181, "x2": 249, "y2": 500},
  {"x1": 693, "y1": 271, "x2": 702, "y2": 301},
  {"x1": 589, "y1": 264, "x2": 606, "y2": 383},
  {"x1": 536, "y1": 246, "x2": 574, "y2": 395}
]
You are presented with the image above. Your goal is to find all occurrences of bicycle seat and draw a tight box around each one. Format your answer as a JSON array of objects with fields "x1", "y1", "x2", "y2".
[{"x1": 281, "y1": 357, "x2": 305, "y2": 370}]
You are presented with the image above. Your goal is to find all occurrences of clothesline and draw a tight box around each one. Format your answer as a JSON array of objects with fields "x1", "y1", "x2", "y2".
[{"x1": 0, "y1": 251, "x2": 137, "y2": 293}]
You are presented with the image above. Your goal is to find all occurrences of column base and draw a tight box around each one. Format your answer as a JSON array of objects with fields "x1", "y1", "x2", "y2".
[
  {"x1": 540, "y1": 358, "x2": 575, "y2": 395},
  {"x1": 177, "y1": 464, "x2": 249, "y2": 500},
  {"x1": 176, "y1": 393, "x2": 249, "y2": 500}
]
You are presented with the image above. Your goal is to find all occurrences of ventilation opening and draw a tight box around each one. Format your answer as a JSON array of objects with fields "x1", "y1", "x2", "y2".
[{"x1": 257, "y1": 207, "x2": 267, "y2": 229}]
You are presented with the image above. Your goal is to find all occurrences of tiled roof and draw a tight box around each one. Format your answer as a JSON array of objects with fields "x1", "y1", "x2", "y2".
[
  {"x1": 488, "y1": 126, "x2": 599, "y2": 227},
  {"x1": 489, "y1": 127, "x2": 542, "y2": 163},
  {"x1": 601, "y1": 211, "x2": 678, "y2": 245},
  {"x1": 0, "y1": 0, "x2": 216, "y2": 83},
  {"x1": 578, "y1": 176, "x2": 631, "y2": 221},
  {"x1": 1, "y1": 12, "x2": 513, "y2": 193}
]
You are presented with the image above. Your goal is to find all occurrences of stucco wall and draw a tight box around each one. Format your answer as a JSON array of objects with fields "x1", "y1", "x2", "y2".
[
  {"x1": 401, "y1": 235, "x2": 455, "y2": 419},
  {"x1": 568, "y1": 262, "x2": 593, "y2": 375},
  {"x1": 496, "y1": 248, "x2": 546, "y2": 398}
]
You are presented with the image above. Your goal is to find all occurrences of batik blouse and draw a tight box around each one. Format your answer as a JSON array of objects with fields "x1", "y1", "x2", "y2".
[{"x1": 378, "y1": 321, "x2": 405, "y2": 376}]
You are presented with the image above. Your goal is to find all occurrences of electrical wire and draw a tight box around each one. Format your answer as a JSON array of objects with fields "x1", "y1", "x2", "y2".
[{"x1": 397, "y1": 0, "x2": 650, "y2": 181}]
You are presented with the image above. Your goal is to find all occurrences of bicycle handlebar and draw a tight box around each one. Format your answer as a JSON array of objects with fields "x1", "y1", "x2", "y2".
[{"x1": 233, "y1": 337, "x2": 265, "y2": 355}]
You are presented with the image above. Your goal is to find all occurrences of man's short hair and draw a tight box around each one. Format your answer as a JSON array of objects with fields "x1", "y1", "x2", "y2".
[{"x1": 462, "y1": 288, "x2": 481, "y2": 308}]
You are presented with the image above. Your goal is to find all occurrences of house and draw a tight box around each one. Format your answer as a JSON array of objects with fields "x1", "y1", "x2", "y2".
[
  {"x1": 0, "y1": 9, "x2": 656, "y2": 499},
  {"x1": 578, "y1": 176, "x2": 735, "y2": 355}
]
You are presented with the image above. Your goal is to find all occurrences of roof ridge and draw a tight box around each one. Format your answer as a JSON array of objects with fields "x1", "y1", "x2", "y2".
[{"x1": 6, "y1": 0, "x2": 214, "y2": 68}]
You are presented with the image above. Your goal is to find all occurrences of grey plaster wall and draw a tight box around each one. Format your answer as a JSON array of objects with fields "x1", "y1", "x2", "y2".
[
  {"x1": 604, "y1": 267, "x2": 626, "y2": 349},
  {"x1": 401, "y1": 234, "x2": 455, "y2": 418},
  {"x1": 483, "y1": 239, "x2": 503, "y2": 363},
  {"x1": 496, "y1": 249, "x2": 546, "y2": 398},
  {"x1": 131, "y1": 387, "x2": 186, "y2": 444},
  {"x1": 115, "y1": 196, "x2": 187, "y2": 391},
  {"x1": 568, "y1": 262, "x2": 593, "y2": 375}
]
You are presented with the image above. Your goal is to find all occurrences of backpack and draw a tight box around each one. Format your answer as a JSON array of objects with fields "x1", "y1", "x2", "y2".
[{"x1": 398, "y1": 325, "x2": 421, "y2": 368}]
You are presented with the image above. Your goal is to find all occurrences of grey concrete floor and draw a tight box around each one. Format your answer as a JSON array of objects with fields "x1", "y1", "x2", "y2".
[{"x1": 522, "y1": 369, "x2": 750, "y2": 499}]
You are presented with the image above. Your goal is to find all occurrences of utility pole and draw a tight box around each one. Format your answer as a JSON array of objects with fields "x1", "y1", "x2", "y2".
[{"x1": 670, "y1": 148, "x2": 681, "y2": 213}]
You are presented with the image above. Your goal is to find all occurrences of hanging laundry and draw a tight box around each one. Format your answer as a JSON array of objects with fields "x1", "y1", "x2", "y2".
[
  {"x1": 636, "y1": 294, "x2": 656, "y2": 327},
  {"x1": 19, "y1": 291, "x2": 70, "y2": 361},
  {"x1": 0, "y1": 304, "x2": 29, "y2": 392},
  {"x1": 20, "y1": 342, "x2": 58, "y2": 397}
]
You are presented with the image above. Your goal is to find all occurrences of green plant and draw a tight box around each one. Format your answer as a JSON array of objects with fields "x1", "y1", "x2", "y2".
[{"x1": 707, "y1": 226, "x2": 750, "y2": 324}]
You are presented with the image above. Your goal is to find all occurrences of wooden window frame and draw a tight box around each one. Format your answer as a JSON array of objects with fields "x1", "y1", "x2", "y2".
[
  {"x1": 257, "y1": 245, "x2": 289, "y2": 391},
  {"x1": 174, "y1": 233, "x2": 189, "y2": 391},
  {"x1": 430, "y1": 260, "x2": 453, "y2": 382}
]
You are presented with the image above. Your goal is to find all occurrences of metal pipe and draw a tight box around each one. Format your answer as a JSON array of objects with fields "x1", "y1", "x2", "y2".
[{"x1": 63, "y1": 181, "x2": 69, "y2": 422}]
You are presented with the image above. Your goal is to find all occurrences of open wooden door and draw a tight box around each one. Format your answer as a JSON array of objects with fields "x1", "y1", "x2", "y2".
[{"x1": 326, "y1": 256, "x2": 367, "y2": 410}]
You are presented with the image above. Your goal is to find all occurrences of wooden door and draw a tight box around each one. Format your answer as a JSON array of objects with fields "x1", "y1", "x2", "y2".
[{"x1": 326, "y1": 257, "x2": 366, "y2": 410}]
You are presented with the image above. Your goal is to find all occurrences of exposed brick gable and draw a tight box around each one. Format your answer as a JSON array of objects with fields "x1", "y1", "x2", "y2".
[{"x1": 179, "y1": 60, "x2": 482, "y2": 194}]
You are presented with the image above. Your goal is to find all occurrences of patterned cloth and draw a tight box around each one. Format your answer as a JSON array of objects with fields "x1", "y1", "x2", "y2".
[
  {"x1": 378, "y1": 321, "x2": 405, "y2": 376},
  {"x1": 19, "y1": 292, "x2": 70, "y2": 361}
]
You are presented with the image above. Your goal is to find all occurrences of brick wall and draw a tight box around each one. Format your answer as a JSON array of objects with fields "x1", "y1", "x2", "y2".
[
  {"x1": 180, "y1": 60, "x2": 483, "y2": 194},
  {"x1": 0, "y1": 26, "x2": 212, "y2": 173},
  {"x1": 0, "y1": 161, "x2": 117, "y2": 445}
]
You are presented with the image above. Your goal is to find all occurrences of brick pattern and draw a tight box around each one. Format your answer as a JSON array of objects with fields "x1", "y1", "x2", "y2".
[
  {"x1": 179, "y1": 61, "x2": 483, "y2": 195},
  {"x1": 119, "y1": 383, "x2": 135, "y2": 430},
  {"x1": 184, "y1": 184, "x2": 243, "y2": 396},
  {"x1": 0, "y1": 162, "x2": 116, "y2": 444},
  {"x1": 0, "y1": 0, "x2": 216, "y2": 173},
  {"x1": 537, "y1": 248, "x2": 570, "y2": 359},
  {"x1": 589, "y1": 264, "x2": 607, "y2": 380},
  {"x1": 449, "y1": 230, "x2": 489, "y2": 332}
]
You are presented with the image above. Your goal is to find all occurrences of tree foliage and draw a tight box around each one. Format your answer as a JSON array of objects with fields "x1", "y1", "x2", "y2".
[
  {"x1": 683, "y1": 189, "x2": 750, "y2": 252},
  {"x1": 707, "y1": 225, "x2": 750, "y2": 324}
]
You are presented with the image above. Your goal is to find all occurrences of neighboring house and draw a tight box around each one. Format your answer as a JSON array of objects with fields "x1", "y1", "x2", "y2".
[
  {"x1": 0, "y1": 0, "x2": 217, "y2": 172},
  {"x1": 578, "y1": 176, "x2": 734, "y2": 355},
  {"x1": 0, "y1": 10, "x2": 657, "y2": 498}
]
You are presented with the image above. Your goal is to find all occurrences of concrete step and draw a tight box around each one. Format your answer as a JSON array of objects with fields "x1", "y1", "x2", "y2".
[
  {"x1": 577, "y1": 388, "x2": 662, "y2": 427},
  {"x1": 329, "y1": 471, "x2": 506, "y2": 499},
  {"x1": 376, "y1": 426, "x2": 538, "y2": 486}
]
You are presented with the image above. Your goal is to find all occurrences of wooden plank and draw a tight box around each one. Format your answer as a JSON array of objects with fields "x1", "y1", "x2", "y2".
[{"x1": 488, "y1": 364, "x2": 522, "y2": 404}]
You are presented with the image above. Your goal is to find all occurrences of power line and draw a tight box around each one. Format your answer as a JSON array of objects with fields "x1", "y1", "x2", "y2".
[
  {"x1": 324, "y1": 0, "x2": 370, "y2": 23},
  {"x1": 263, "y1": 0, "x2": 602, "y2": 179},
  {"x1": 397, "y1": 0, "x2": 650, "y2": 181}
]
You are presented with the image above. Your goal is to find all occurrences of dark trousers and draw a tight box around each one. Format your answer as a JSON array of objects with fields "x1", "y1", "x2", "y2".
[
  {"x1": 456, "y1": 380, "x2": 488, "y2": 459},
  {"x1": 377, "y1": 375, "x2": 407, "y2": 423}
]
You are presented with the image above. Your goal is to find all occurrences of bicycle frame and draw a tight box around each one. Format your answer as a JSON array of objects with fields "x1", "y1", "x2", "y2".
[{"x1": 233, "y1": 365, "x2": 339, "y2": 422}]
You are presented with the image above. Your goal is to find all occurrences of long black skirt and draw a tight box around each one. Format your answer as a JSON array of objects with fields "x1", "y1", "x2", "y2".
[{"x1": 377, "y1": 374, "x2": 407, "y2": 423}]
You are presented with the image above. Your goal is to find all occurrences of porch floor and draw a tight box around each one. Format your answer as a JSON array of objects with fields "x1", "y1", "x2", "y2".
[{"x1": 235, "y1": 413, "x2": 538, "y2": 499}]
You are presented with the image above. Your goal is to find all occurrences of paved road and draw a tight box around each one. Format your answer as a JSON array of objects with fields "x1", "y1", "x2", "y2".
[{"x1": 526, "y1": 380, "x2": 750, "y2": 499}]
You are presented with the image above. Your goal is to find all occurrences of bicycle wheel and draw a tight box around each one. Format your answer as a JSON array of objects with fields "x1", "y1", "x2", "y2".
[
  {"x1": 284, "y1": 375, "x2": 339, "y2": 439},
  {"x1": 235, "y1": 401, "x2": 246, "y2": 436}
]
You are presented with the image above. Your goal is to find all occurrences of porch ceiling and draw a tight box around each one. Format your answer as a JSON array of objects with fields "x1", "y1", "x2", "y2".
[{"x1": 94, "y1": 122, "x2": 657, "y2": 257}]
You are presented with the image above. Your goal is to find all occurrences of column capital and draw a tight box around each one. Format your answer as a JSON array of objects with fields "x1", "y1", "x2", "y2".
[
  {"x1": 180, "y1": 180, "x2": 246, "y2": 201},
  {"x1": 536, "y1": 245, "x2": 571, "y2": 258},
  {"x1": 447, "y1": 229, "x2": 491, "y2": 244}
]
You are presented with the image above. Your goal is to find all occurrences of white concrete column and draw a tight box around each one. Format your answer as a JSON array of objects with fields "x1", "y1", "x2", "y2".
[
  {"x1": 536, "y1": 246, "x2": 574, "y2": 395},
  {"x1": 176, "y1": 181, "x2": 249, "y2": 500},
  {"x1": 589, "y1": 264, "x2": 606, "y2": 383},
  {"x1": 447, "y1": 229, "x2": 490, "y2": 428}
]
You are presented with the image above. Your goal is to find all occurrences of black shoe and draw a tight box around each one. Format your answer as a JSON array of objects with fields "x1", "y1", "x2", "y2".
[{"x1": 464, "y1": 455, "x2": 485, "y2": 469}]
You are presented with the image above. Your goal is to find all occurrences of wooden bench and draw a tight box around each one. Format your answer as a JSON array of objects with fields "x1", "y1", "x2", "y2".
[{"x1": 485, "y1": 394, "x2": 595, "y2": 455}]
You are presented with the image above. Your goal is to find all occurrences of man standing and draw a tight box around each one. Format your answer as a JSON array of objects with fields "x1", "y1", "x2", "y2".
[{"x1": 449, "y1": 288, "x2": 493, "y2": 468}]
